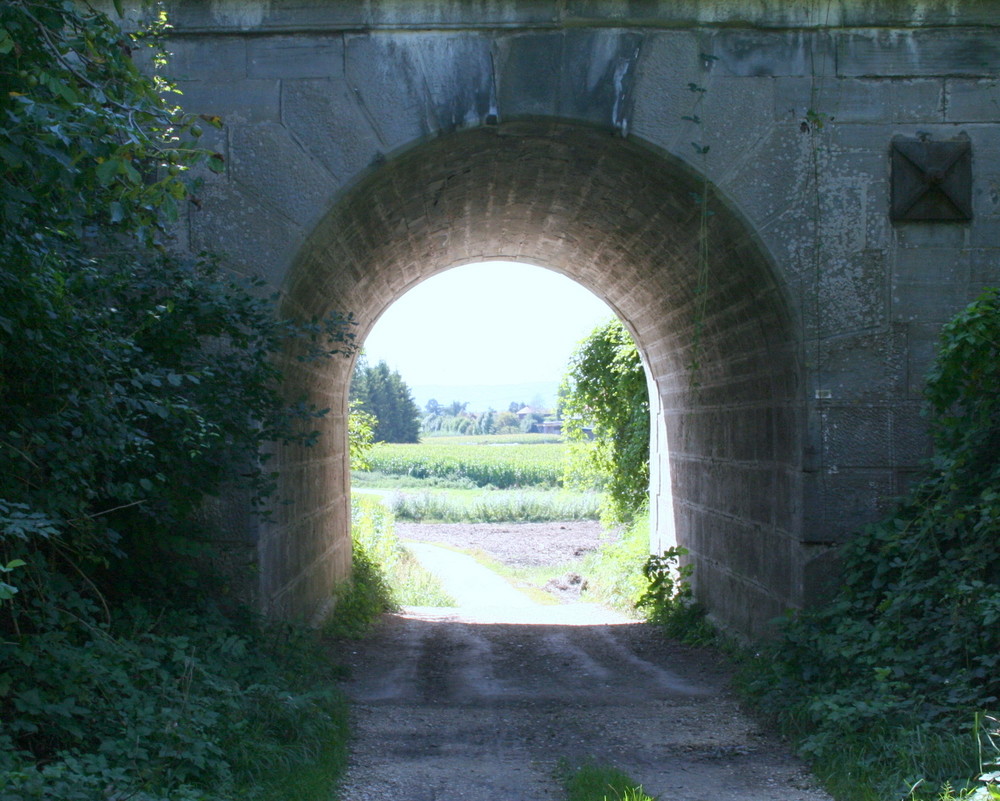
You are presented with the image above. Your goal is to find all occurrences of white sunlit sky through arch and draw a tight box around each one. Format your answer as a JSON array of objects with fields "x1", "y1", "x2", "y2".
[{"x1": 360, "y1": 261, "x2": 616, "y2": 413}]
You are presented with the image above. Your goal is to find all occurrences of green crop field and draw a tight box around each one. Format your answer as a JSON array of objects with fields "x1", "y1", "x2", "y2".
[{"x1": 364, "y1": 434, "x2": 566, "y2": 488}]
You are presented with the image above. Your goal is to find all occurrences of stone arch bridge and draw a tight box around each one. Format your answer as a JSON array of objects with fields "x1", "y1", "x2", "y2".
[{"x1": 143, "y1": 1, "x2": 1000, "y2": 637}]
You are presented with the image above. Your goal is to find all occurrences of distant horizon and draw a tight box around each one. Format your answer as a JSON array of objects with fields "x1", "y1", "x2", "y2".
[
  {"x1": 360, "y1": 261, "x2": 616, "y2": 400},
  {"x1": 409, "y1": 379, "x2": 559, "y2": 415}
]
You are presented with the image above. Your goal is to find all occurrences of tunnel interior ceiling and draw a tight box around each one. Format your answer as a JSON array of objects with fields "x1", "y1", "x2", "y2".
[{"x1": 286, "y1": 123, "x2": 799, "y2": 398}]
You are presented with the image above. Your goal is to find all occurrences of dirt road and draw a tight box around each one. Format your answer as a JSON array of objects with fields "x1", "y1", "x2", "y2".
[{"x1": 336, "y1": 523, "x2": 831, "y2": 801}]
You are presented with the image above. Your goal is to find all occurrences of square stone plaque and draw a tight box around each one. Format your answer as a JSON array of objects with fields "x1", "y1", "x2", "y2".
[{"x1": 891, "y1": 135, "x2": 972, "y2": 222}]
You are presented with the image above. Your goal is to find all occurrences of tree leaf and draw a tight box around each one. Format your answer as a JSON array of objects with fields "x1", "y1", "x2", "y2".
[{"x1": 96, "y1": 158, "x2": 120, "y2": 185}]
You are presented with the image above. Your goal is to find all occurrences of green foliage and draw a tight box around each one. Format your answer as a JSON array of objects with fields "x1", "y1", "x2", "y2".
[
  {"x1": 561, "y1": 319, "x2": 649, "y2": 526},
  {"x1": 0, "y1": 4, "x2": 355, "y2": 798},
  {"x1": 2, "y1": 254, "x2": 351, "y2": 587},
  {"x1": 0, "y1": 1, "x2": 207, "y2": 240},
  {"x1": 636, "y1": 547, "x2": 715, "y2": 645},
  {"x1": 327, "y1": 495, "x2": 400, "y2": 638},
  {"x1": 562, "y1": 761, "x2": 655, "y2": 801},
  {"x1": 743, "y1": 288, "x2": 1000, "y2": 799},
  {"x1": 351, "y1": 358, "x2": 421, "y2": 443},
  {"x1": 329, "y1": 495, "x2": 454, "y2": 633},
  {"x1": 0, "y1": 0, "x2": 355, "y2": 594},
  {"x1": 494, "y1": 410, "x2": 520, "y2": 434},
  {"x1": 578, "y1": 514, "x2": 651, "y2": 614},
  {"x1": 476, "y1": 408, "x2": 496, "y2": 435},
  {"x1": 421, "y1": 402, "x2": 532, "y2": 438},
  {"x1": 366, "y1": 435, "x2": 566, "y2": 488},
  {"x1": 0, "y1": 593, "x2": 348, "y2": 801},
  {"x1": 349, "y1": 400, "x2": 378, "y2": 470}
]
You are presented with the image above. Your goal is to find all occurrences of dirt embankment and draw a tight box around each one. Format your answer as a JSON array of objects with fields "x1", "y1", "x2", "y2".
[{"x1": 394, "y1": 519, "x2": 607, "y2": 568}]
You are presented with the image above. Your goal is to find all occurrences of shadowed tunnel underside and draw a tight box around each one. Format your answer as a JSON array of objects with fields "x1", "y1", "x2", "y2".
[{"x1": 262, "y1": 121, "x2": 808, "y2": 637}]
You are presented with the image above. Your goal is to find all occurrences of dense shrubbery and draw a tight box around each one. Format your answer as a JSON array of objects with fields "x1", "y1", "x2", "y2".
[
  {"x1": 744, "y1": 289, "x2": 1000, "y2": 801},
  {"x1": 1, "y1": 3, "x2": 353, "y2": 798},
  {"x1": 561, "y1": 319, "x2": 649, "y2": 526},
  {"x1": 1, "y1": 0, "x2": 352, "y2": 593},
  {"x1": 0, "y1": 600, "x2": 347, "y2": 801}
]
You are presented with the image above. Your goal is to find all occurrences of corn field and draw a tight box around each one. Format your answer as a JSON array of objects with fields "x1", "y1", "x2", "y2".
[{"x1": 366, "y1": 435, "x2": 565, "y2": 488}]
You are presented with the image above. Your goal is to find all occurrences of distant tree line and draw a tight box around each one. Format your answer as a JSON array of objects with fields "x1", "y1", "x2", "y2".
[
  {"x1": 350, "y1": 358, "x2": 421, "y2": 443},
  {"x1": 422, "y1": 399, "x2": 548, "y2": 436}
]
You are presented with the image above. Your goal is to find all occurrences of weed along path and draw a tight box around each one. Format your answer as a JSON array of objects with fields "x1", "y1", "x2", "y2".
[{"x1": 336, "y1": 522, "x2": 831, "y2": 801}]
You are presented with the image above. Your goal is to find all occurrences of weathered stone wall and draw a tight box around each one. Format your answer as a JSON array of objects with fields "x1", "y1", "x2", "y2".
[{"x1": 140, "y1": 0, "x2": 1000, "y2": 636}]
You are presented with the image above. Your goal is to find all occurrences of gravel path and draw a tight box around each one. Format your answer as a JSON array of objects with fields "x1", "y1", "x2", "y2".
[{"x1": 336, "y1": 522, "x2": 831, "y2": 801}]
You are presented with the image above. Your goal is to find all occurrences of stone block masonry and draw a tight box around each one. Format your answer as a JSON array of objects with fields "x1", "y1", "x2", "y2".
[{"x1": 134, "y1": 0, "x2": 1000, "y2": 638}]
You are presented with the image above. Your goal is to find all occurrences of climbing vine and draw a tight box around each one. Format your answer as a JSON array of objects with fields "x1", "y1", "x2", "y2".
[
  {"x1": 561, "y1": 319, "x2": 649, "y2": 527},
  {"x1": 683, "y1": 59, "x2": 717, "y2": 389}
]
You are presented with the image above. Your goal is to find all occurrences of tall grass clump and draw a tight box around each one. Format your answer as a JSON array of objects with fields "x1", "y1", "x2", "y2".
[
  {"x1": 329, "y1": 496, "x2": 454, "y2": 634},
  {"x1": 326, "y1": 494, "x2": 400, "y2": 638},
  {"x1": 741, "y1": 289, "x2": 1000, "y2": 801},
  {"x1": 391, "y1": 548, "x2": 456, "y2": 607},
  {"x1": 579, "y1": 514, "x2": 650, "y2": 613},
  {"x1": 562, "y1": 761, "x2": 655, "y2": 801}
]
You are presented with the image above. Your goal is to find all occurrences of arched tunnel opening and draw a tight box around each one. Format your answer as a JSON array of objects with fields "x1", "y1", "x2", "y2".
[
  {"x1": 347, "y1": 259, "x2": 652, "y2": 613},
  {"x1": 264, "y1": 121, "x2": 804, "y2": 638}
]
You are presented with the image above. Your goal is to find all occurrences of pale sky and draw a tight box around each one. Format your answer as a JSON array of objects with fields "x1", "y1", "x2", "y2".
[{"x1": 360, "y1": 261, "x2": 615, "y2": 388}]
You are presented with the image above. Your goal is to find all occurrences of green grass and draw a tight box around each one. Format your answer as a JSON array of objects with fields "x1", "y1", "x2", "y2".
[
  {"x1": 734, "y1": 660, "x2": 1000, "y2": 801},
  {"x1": 816, "y1": 732, "x2": 980, "y2": 801},
  {"x1": 351, "y1": 470, "x2": 479, "y2": 490},
  {"x1": 394, "y1": 546, "x2": 456, "y2": 606},
  {"x1": 577, "y1": 515, "x2": 651, "y2": 613},
  {"x1": 329, "y1": 495, "x2": 455, "y2": 634},
  {"x1": 788, "y1": 716, "x2": 999, "y2": 801},
  {"x1": 562, "y1": 762, "x2": 656, "y2": 801},
  {"x1": 252, "y1": 703, "x2": 349, "y2": 801},
  {"x1": 383, "y1": 488, "x2": 601, "y2": 523}
]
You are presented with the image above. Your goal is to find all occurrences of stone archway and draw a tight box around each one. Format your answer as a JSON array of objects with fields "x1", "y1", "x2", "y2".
[{"x1": 263, "y1": 121, "x2": 804, "y2": 637}]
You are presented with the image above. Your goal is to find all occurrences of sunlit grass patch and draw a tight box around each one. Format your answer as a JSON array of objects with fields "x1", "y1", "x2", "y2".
[
  {"x1": 577, "y1": 515, "x2": 650, "y2": 613},
  {"x1": 332, "y1": 495, "x2": 455, "y2": 634},
  {"x1": 385, "y1": 488, "x2": 601, "y2": 523},
  {"x1": 561, "y1": 761, "x2": 656, "y2": 801},
  {"x1": 394, "y1": 546, "x2": 456, "y2": 607}
]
